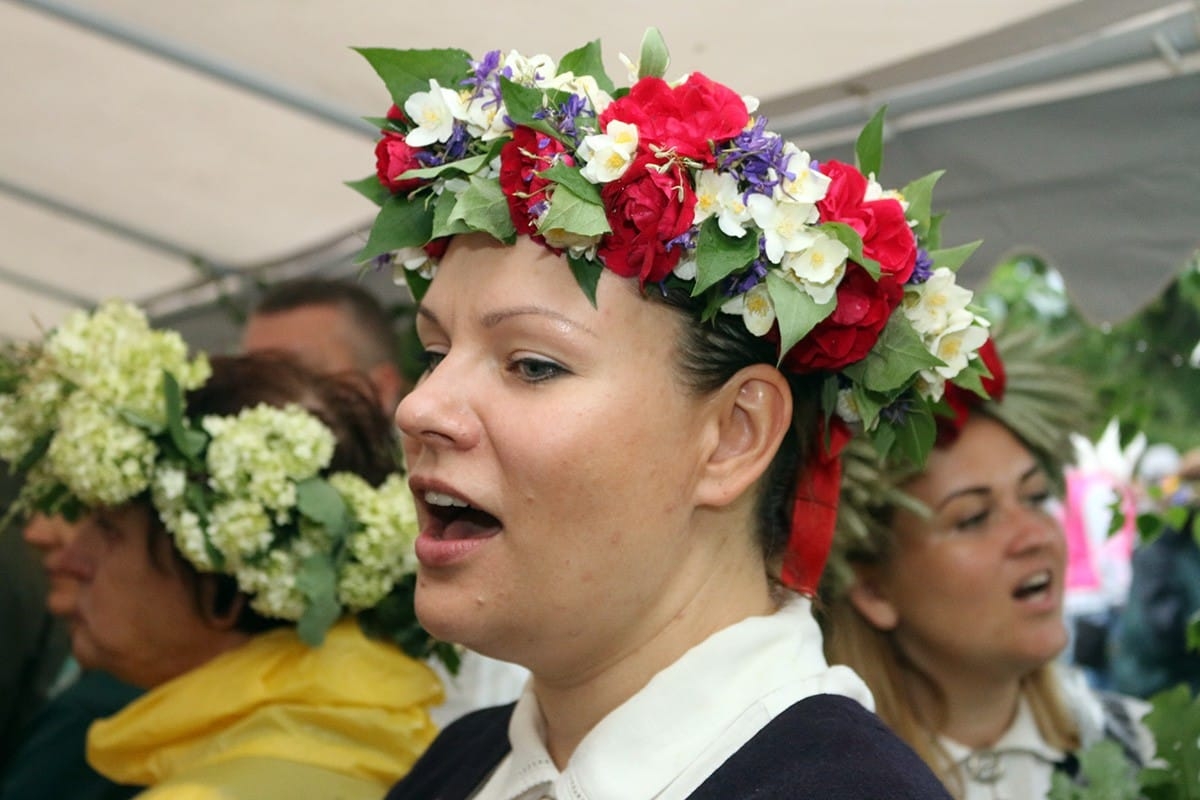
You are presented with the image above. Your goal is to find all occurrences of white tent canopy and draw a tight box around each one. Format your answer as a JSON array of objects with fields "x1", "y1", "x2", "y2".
[{"x1": 2, "y1": 0, "x2": 1197, "y2": 345}]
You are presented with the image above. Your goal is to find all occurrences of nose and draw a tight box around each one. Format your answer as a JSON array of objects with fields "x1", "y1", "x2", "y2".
[
  {"x1": 23, "y1": 513, "x2": 67, "y2": 554},
  {"x1": 394, "y1": 356, "x2": 481, "y2": 453},
  {"x1": 1007, "y1": 502, "x2": 1063, "y2": 557}
]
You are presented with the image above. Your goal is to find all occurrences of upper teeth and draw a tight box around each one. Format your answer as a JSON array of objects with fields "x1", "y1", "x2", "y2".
[
  {"x1": 1019, "y1": 572, "x2": 1050, "y2": 591},
  {"x1": 425, "y1": 490, "x2": 469, "y2": 508}
]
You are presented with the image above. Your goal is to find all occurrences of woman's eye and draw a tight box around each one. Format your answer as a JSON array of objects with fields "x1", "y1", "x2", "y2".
[
  {"x1": 417, "y1": 349, "x2": 446, "y2": 373},
  {"x1": 1023, "y1": 491, "x2": 1053, "y2": 511},
  {"x1": 953, "y1": 509, "x2": 990, "y2": 533},
  {"x1": 510, "y1": 357, "x2": 566, "y2": 383}
]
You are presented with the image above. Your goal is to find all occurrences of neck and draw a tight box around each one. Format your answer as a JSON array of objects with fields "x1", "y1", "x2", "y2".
[
  {"x1": 908, "y1": 661, "x2": 1023, "y2": 749},
  {"x1": 531, "y1": 520, "x2": 775, "y2": 768}
]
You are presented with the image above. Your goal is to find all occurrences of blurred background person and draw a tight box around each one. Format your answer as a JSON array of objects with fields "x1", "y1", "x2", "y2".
[
  {"x1": 1, "y1": 513, "x2": 142, "y2": 800},
  {"x1": 821, "y1": 330, "x2": 1155, "y2": 798},
  {"x1": 0, "y1": 302, "x2": 445, "y2": 798},
  {"x1": 242, "y1": 276, "x2": 529, "y2": 727},
  {"x1": 1110, "y1": 447, "x2": 1200, "y2": 698}
]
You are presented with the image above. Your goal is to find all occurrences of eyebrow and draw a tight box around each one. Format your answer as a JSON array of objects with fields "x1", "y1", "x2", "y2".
[
  {"x1": 416, "y1": 304, "x2": 598, "y2": 338},
  {"x1": 934, "y1": 462, "x2": 1042, "y2": 510}
]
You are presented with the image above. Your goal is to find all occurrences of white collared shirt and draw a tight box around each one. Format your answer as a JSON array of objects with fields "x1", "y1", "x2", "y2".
[
  {"x1": 940, "y1": 698, "x2": 1065, "y2": 800},
  {"x1": 471, "y1": 596, "x2": 874, "y2": 800}
]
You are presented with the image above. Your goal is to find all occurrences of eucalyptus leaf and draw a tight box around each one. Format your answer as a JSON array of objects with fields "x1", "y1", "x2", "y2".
[
  {"x1": 538, "y1": 162, "x2": 603, "y2": 205},
  {"x1": 855, "y1": 106, "x2": 888, "y2": 179},
  {"x1": 449, "y1": 174, "x2": 516, "y2": 243},
  {"x1": 345, "y1": 174, "x2": 391, "y2": 207},
  {"x1": 296, "y1": 554, "x2": 342, "y2": 646},
  {"x1": 540, "y1": 185, "x2": 610, "y2": 238},
  {"x1": 929, "y1": 241, "x2": 982, "y2": 272},
  {"x1": 765, "y1": 272, "x2": 836, "y2": 356},
  {"x1": 567, "y1": 254, "x2": 603, "y2": 308},
  {"x1": 693, "y1": 218, "x2": 759, "y2": 295},
  {"x1": 357, "y1": 195, "x2": 436, "y2": 262},
  {"x1": 558, "y1": 39, "x2": 615, "y2": 94},
  {"x1": 296, "y1": 477, "x2": 351, "y2": 540},
  {"x1": 638, "y1": 28, "x2": 670, "y2": 79},
  {"x1": 354, "y1": 47, "x2": 472, "y2": 108}
]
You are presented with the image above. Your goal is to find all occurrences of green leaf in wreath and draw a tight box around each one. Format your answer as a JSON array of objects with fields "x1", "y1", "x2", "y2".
[
  {"x1": 449, "y1": 174, "x2": 517, "y2": 243},
  {"x1": 765, "y1": 272, "x2": 836, "y2": 357},
  {"x1": 841, "y1": 314, "x2": 944, "y2": 394},
  {"x1": 819, "y1": 221, "x2": 881, "y2": 278},
  {"x1": 557, "y1": 39, "x2": 615, "y2": 95},
  {"x1": 295, "y1": 477, "x2": 352, "y2": 541},
  {"x1": 345, "y1": 174, "x2": 392, "y2": 207},
  {"x1": 538, "y1": 162, "x2": 603, "y2": 205},
  {"x1": 431, "y1": 189, "x2": 474, "y2": 239},
  {"x1": 499, "y1": 79, "x2": 561, "y2": 140},
  {"x1": 637, "y1": 28, "x2": 670, "y2": 79},
  {"x1": 162, "y1": 371, "x2": 206, "y2": 461},
  {"x1": 929, "y1": 241, "x2": 982, "y2": 273},
  {"x1": 567, "y1": 254, "x2": 603, "y2": 308},
  {"x1": 855, "y1": 106, "x2": 887, "y2": 180},
  {"x1": 694, "y1": 218, "x2": 759, "y2": 295},
  {"x1": 540, "y1": 184, "x2": 609, "y2": 240},
  {"x1": 296, "y1": 553, "x2": 342, "y2": 646},
  {"x1": 900, "y1": 170, "x2": 943, "y2": 234},
  {"x1": 357, "y1": 195, "x2": 436, "y2": 263},
  {"x1": 354, "y1": 48, "x2": 472, "y2": 109}
]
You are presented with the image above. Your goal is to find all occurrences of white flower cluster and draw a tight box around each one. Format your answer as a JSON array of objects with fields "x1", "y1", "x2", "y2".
[
  {"x1": 203, "y1": 404, "x2": 335, "y2": 524},
  {"x1": 405, "y1": 50, "x2": 614, "y2": 148},
  {"x1": 902, "y1": 268, "x2": 991, "y2": 401},
  {"x1": 332, "y1": 472, "x2": 420, "y2": 610},
  {"x1": 0, "y1": 300, "x2": 210, "y2": 508}
]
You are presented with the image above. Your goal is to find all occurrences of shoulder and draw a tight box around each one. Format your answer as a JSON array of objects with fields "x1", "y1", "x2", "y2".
[
  {"x1": 690, "y1": 695, "x2": 952, "y2": 799},
  {"x1": 385, "y1": 703, "x2": 514, "y2": 800},
  {"x1": 1056, "y1": 667, "x2": 1155, "y2": 766}
]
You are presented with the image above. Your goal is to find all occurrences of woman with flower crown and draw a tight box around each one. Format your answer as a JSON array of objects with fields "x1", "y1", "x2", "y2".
[
  {"x1": 353, "y1": 29, "x2": 991, "y2": 798},
  {"x1": 819, "y1": 329, "x2": 1156, "y2": 799},
  {"x1": 0, "y1": 303, "x2": 450, "y2": 798}
]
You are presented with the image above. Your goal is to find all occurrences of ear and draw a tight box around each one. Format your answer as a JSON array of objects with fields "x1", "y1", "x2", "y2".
[
  {"x1": 694, "y1": 363, "x2": 792, "y2": 509},
  {"x1": 198, "y1": 576, "x2": 246, "y2": 632},
  {"x1": 846, "y1": 564, "x2": 900, "y2": 631}
]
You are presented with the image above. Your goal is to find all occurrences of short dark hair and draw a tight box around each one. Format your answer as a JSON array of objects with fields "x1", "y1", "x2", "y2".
[{"x1": 252, "y1": 278, "x2": 398, "y2": 368}]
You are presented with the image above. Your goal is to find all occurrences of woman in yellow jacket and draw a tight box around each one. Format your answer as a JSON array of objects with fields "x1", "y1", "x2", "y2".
[{"x1": 0, "y1": 302, "x2": 448, "y2": 798}]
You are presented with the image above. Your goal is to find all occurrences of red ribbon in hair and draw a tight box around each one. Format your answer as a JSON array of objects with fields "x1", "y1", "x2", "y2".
[
  {"x1": 937, "y1": 337, "x2": 1007, "y2": 445},
  {"x1": 781, "y1": 417, "x2": 852, "y2": 595}
]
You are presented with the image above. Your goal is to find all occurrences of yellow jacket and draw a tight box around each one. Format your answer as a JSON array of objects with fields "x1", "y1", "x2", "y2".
[{"x1": 87, "y1": 619, "x2": 443, "y2": 799}]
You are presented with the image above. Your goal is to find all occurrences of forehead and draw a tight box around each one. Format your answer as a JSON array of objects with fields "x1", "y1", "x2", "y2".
[
  {"x1": 242, "y1": 305, "x2": 357, "y2": 371},
  {"x1": 906, "y1": 416, "x2": 1037, "y2": 504},
  {"x1": 422, "y1": 234, "x2": 675, "y2": 341}
]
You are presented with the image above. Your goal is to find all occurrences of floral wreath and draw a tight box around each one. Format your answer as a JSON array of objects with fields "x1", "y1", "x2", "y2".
[
  {"x1": 352, "y1": 30, "x2": 992, "y2": 593},
  {"x1": 0, "y1": 301, "x2": 455, "y2": 667}
]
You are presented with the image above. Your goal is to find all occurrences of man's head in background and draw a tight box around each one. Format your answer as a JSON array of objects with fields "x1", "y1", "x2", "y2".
[{"x1": 241, "y1": 277, "x2": 407, "y2": 413}]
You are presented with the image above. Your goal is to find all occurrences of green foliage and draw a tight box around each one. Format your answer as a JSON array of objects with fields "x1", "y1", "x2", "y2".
[
  {"x1": 359, "y1": 196, "x2": 435, "y2": 262},
  {"x1": 977, "y1": 251, "x2": 1200, "y2": 452},
  {"x1": 355, "y1": 47, "x2": 472, "y2": 108},
  {"x1": 637, "y1": 28, "x2": 670, "y2": 79},
  {"x1": 1049, "y1": 740, "x2": 1142, "y2": 800},
  {"x1": 855, "y1": 106, "x2": 887, "y2": 179},
  {"x1": 296, "y1": 554, "x2": 341, "y2": 647},
  {"x1": 558, "y1": 38, "x2": 614, "y2": 94},
  {"x1": 1140, "y1": 685, "x2": 1200, "y2": 799},
  {"x1": 693, "y1": 218, "x2": 759, "y2": 294}
]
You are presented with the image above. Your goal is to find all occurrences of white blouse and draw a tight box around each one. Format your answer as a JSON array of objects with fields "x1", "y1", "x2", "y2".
[
  {"x1": 941, "y1": 699, "x2": 1065, "y2": 800},
  {"x1": 470, "y1": 596, "x2": 874, "y2": 800}
]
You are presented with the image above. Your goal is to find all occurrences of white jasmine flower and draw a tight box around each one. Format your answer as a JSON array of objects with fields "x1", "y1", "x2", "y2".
[
  {"x1": 503, "y1": 50, "x2": 557, "y2": 87},
  {"x1": 928, "y1": 322, "x2": 990, "y2": 380},
  {"x1": 903, "y1": 268, "x2": 974, "y2": 336},
  {"x1": 673, "y1": 256, "x2": 698, "y2": 281},
  {"x1": 694, "y1": 170, "x2": 752, "y2": 238},
  {"x1": 403, "y1": 80, "x2": 464, "y2": 147},
  {"x1": 721, "y1": 283, "x2": 776, "y2": 337},
  {"x1": 579, "y1": 120, "x2": 639, "y2": 184},
  {"x1": 460, "y1": 93, "x2": 512, "y2": 141},
  {"x1": 864, "y1": 173, "x2": 909, "y2": 211},
  {"x1": 549, "y1": 72, "x2": 613, "y2": 115},
  {"x1": 747, "y1": 194, "x2": 820, "y2": 263},
  {"x1": 835, "y1": 388, "x2": 863, "y2": 425},
  {"x1": 775, "y1": 144, "x2": 831, "y2": 205},
  {"x1": 389, "y1": 247, "x2": 436, "y2": 284},
  {"x1": 780, "y1": 235, "x2": 849, "y2": 304}
]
